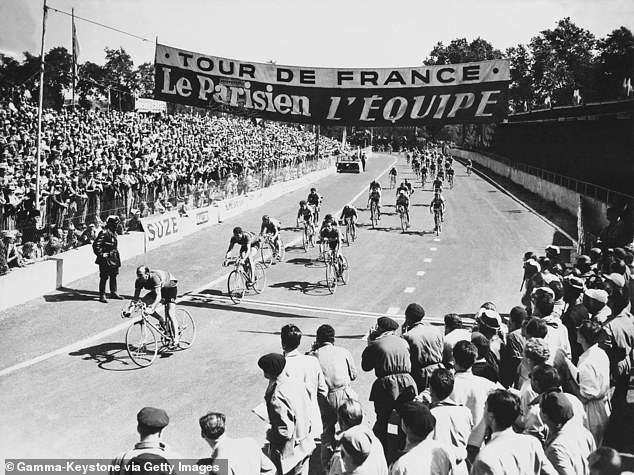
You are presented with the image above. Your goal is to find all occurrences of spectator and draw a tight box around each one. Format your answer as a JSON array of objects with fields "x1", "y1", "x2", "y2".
[
  {"x1": 0, "y1": 231, "x2": 9, "y2": 275},
  {"x1": 442, "y1": 313, "x2": 471, "y2": 366},
  {"x1": 110, "y1": 407, "x2": 177, "y2": 474},
  {"x1": 471, "y1": 390, "x2": 556, "y2": 475},
  {"x1": 448, "y1": 340, "x2": 498, "y2": 456},
  {"x1": 308, "y1": 324, "x2": 358, "y2": 472},
  {"x1": 329, "y1": 399, "x2": 377, "y2": 475},
  {"x1": 361, "y1": 317, "x2": 416, "y2": 455},
  {"x1": 565, "y1": 321, "x2": 611, "y2": 446},
  {"x1": 531, "y1": 287, "x2": 571, "y2": 360},
  {"x1": 588, "y1": 447, "x2": 622, "y2": 475},
  {"x1": 428, "y1": 368, "x2": 473, "y2": 475},
  {"x1": 390, "y1": 400, "x2": 454, "y2": 475},
  {"x1": 400, "y1": 303, "x2": 444, "y2": 392},
  {"x1": 471, "y1": 332, "x2": 500, "y2": 384},
  {"x1": 280, "y1": 324, "x2": 328, "y2": 440},
  {"x1": 92, "y1": 215, "x2": 123, "y2": 303},
  {"x1": 499, "y1": 306, "x2": 527, "y2": 387},
  {"x1": 198, "y1": 412, "x2": 276, "y2": 475},
  {"x1": 561, "y1": 275, "x2": 589, "y2": 364},
  {"x1": 584, "y1": 289, "x2": 611, "y2": 324},
  {"x1": 337, "y1": 425, "x2": 387, "y2": 475},
  {"x1": 540, "y1": 391, "x2": 596, "y2": 475},
  {"x1": 517, "y1": 338, "x2": 551, "y2": 442},
  {"x1": 529, "y1": 365, "x2": 588, "y2": 431},
  {"x1": 258, "y1": 353, "x2": 315, "y2": 475},
  {"x1": 472, "y1": 308, "x2": 504, "y2": 365}
]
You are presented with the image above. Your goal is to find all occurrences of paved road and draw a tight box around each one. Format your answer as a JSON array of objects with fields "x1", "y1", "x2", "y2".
[{"x1": 0, "y1": 152, "x2": 561, "y2": 459}]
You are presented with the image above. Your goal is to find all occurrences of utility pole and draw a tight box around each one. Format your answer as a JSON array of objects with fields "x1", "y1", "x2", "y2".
[{"x1": 35, "y1": 0, "x2": 48, "y2": 212}]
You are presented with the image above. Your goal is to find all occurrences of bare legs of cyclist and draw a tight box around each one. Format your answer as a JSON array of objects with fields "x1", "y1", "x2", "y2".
[{"x1": 165, "y1": 301, "x2": 179, "y2": 346}]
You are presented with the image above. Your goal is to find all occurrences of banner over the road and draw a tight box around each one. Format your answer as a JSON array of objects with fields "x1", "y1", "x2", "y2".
[{"x1": 154, "y1": 43, "x2": 510, "y2": 126}]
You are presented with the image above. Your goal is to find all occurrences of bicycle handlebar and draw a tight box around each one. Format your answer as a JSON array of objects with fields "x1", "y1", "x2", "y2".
[{"x1": 121, "y1": 300, "x2": 147, "y2": 319}]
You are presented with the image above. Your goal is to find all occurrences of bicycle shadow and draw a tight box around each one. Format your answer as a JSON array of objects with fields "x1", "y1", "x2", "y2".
[
  {"x1": 285, "y1": 258, "x2": 314, "y2": 266},
  {"x1": 269, "y1": 280, "x2": 333, "y2": 296},
  {"x1": 68, "y1": 342, "x2": 149, "y2": 371},
  {"x1": 403, "y1": 230, "x2": 437, "y2": 236}
]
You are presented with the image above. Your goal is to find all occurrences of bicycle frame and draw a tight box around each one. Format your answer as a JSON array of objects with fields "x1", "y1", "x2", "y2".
[{"x1": 124, "y1": 302, "x2": 173, "y2": 341}]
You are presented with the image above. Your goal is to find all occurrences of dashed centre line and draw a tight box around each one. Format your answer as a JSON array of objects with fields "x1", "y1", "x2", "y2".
[
  {"x1": 423, "y1": 258, "x2": 432, "y2": 263},
  {"x1": 404, "y1": 287, "x2": 415, "y2": 293},
  {"x1": 416, "y1": 271, "x2": 426, "y2": 276},
  {"x1": 430, "y1": 247, "x2": 438, "y2": 251}
]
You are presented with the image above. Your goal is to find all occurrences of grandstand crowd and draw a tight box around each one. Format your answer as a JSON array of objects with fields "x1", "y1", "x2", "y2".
[
  {"x1": 0, "y1": 98, "x2": 340, "y2": 274},
  {"x1": 113, "y1": 242, "x2": 634, "y2": 475}
]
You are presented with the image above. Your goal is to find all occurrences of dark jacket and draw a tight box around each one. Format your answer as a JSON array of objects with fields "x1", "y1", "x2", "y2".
[{"x1": 92, "y1": 227, "x2": 120, "y2": 269}]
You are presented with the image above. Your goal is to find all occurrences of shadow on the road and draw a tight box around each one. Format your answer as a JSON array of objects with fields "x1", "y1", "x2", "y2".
[
  {"x1": 356, "y1": 223, "x2": 400, "y2": 233},
  {"x1": 179, "y1": 298, "x2": 321, "y2": 319},
  {"x1": 403, "y1": 230, "x2": 436, "y2": 236},
  {"x1": 412, "y1": 203, "x2": 430, "y2": 207},
  {"x1": 44, "y1": 287, "x2": 132, "y2": 303},
  {"x1": 286, "y1": 257, "x2": 314, "y2": 266},
  {"x1": 68, "y1": 342, "x2": 147, "y2": 371},
  {"x1": 269, "y1": 280, "x2": 333, "y2": 296}
]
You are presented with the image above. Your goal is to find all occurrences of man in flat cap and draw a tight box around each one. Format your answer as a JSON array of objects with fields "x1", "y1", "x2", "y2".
[
  {"x1": 110, "y1": 407, "x2": 177, "y2": 475},
  {"x1": 390, "y1": 400, "x2": 454, "y2": 475},
  {"x1": 400, "y1": 303, "x2": 444, "y2": 392},
  {"x1": 361, "y1": 317, "x2": 416, "y2": 458},
  {"x1": 338, "y1": 425, "x2": 387, "y2": 475},
  {"x1": 258, "y1": 353, "x2": 315, "y2": 475},
  {"x1": 584, "y1": 288, "x2": 611, "y2": 324},
  {"x1": 540, "y1": 391, "x2": 595, "y2": 475}
]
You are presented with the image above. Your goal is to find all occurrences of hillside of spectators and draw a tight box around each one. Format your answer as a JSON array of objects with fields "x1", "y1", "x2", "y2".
[{"x1": 0, "y1": 98, "x2": 341, "y2": 273}]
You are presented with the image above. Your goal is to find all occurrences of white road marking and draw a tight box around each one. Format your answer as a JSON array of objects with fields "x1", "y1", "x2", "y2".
[
  {"x1": 430, "y1": 247, "x2": 438, "y2": 251},
  {"x1": 423, "y1": 258, "x2": 432, "y2": 263},
  {"x1": 433, "y1": 238, "x2": 441, "y2": 242},
  {"x1": 386, "y1": 307, "x2": 400, "y2": 315},
  {"x1": 404, "y1": 287, "x2": 415, "y2": 293},
  {"x1": 416, "y1": 271, "x2": 426, "y2": 276}
]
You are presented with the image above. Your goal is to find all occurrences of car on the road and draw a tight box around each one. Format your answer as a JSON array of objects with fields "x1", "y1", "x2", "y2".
[{"x1": 336, "y1": 154, "x2": 362, "y2": 173}]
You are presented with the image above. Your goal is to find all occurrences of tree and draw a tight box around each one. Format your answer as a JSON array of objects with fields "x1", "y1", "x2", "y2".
[
  {"x1": 43, "y1": 46, "x2": 72, "y2": 108},
  {"x1": 103, "y1": 47, "x2": 134, "y2": 111},
  {"x1": 529, "y1": 17, "x2": 596, "y2": 106},
  {"x1": 424, "y1": 37, "x2": 502, "y2": 65},
  {"x1": 593, "y1": 26, "x2": 634, "y2": 100},
  {"x1": 506, "y1": 44, "x2": 534, "y2": 111},
  {"x1": 132, "y1": 62, "x2": 154, "y2": 99}
]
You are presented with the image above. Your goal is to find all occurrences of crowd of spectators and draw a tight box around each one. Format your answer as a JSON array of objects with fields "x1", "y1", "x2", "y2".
[
  {"x1": 0, "y1": 99, "x2": 340, "y2": 275},
  {"x1": 113, "y1": 243, "x2": 634, "y2": 475}
]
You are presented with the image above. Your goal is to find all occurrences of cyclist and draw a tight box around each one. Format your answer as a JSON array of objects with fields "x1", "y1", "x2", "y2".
[
  {"x1": 404, "y1": 178, "x2": 414, "y2": 196},
  {"x1": 430, "y1": 161, "x2": 437, "y2": 176},
  {"x1": 368, "y1": 181, "x2": 382, "y2": 220},
  {"x1": 224, "y1": 227, "x2": 260, "y2": 282},
  {"x1": 297, "y1": 200, "x2": 315, "y2": 236},
  {"x1": 396, "y1": 190, "x2": 411, "y2": 228},
  {"x1": 260, "y1": 215, "x2": 282, "y2": 258},
  {"x1": 389, "y1": 167, "x2": 398, "y2": 187},
  {"x1": 436, "y1": 167, "x2": 445, "y2": 182},
  {"x1": 447, "y1": 167, "x2": 455, "y2": 187},
  {"x1": 421, "y1": 163, "x2": 428, "y2": 185},
  {"x1": 466, "y1": 158, "x2": 473, "y2": 176},
  {"x1": 319, "y1": 217, "x2": 343, "y2": 272},
  {"x1": 432, "y1": 175, "x2": 443, "y2": 194},
  {"x1": 430, "y1": 191, "x2": 446, "y2": 228},
  {"x1": 396, "y1": 181, "x2": 409, "y2": 198},
  {"x1": 130, "y1": 266, "x2": 180, "y2": 346},
  {"x1": 340, "y1": 204, "x2": 358, "y2": 240},
  {"x1": 307, "y1": 187, "x2": 322, "y2": 223}
]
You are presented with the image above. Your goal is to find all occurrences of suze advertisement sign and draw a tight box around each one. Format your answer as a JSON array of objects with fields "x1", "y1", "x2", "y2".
[{"x1": 140, "y1": 211, "x2": 181, "y2": 251}]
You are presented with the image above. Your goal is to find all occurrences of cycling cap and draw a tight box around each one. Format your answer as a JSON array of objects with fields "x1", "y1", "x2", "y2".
[
  {"x1": 262, "y1": 215, "x2": 269, "y2": 221},
  {"x1": 233, "y1": 227, "x2": 243, "y2": 235},
  {"x1": 343, "y1": 205, "x2": 350, "y2": 209},
  {"x1": 310, "y1": 187, "x2": 316, "y2": 192}
]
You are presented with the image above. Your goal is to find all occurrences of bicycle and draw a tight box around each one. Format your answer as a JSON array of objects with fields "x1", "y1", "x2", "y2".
[
  {"x1": 225, "y1": 256, "x2": 266, "y2": 304},
  {"x1": 448, "y1": 174, "x2": 454, "y2": 189},
  {"x1": 300, "y1": 220, "x2": 315, "y2": 251},
  {"x1": 389, "y1": 174, "x2": 397, "y2": 189},
  {"x1": 261, "y1": 234, "x2": 285, "y2": 266},
  {"x1": 433, "y1": 208, "x2": 443, "y2": 235},
  {"x1": 310, "y1": 204, "x2": 321, "y2": 225},
  {"x1": 397, "y1": 204, "x2": 409, "y2": 232},
  {"x1": 466, "y1": 164, "x2": 472, "y2": 176},
  {"x1": 421, "y1": 171, "x2": 427, "y2": 188},
  {"x1": 122, "y1": 301, "x2": 196, "y2": 367},
  {"x1": 324, "y1": 249, "x2": 349, "y2": 294},
  {"x1": 370, "y1": 200, "x2": 379, "y2": 229},
  {"x1": 341, "y1": 218, "x2": 356, "y2": 245}
]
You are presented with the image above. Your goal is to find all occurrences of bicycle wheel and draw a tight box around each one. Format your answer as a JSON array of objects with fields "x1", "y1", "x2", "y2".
[
  {"x1": 261, "y1": 241, "x2": 273, "y2": 267},
  {"x1": 400, "y1": 208, "x2": 407, "y2": 232},
  {"x1": 302, "y1": 227, "x2": 309, "y2": 251},
  {"x1": 228, "y1": 270, "x2": 247, "y2": 304},
  {"x1": 174, "y1": 308, "x2": 196, "y2": 350},
  {"x1": 371, "y1": 202, "x2": 377, "y2": 228},
  {"x1": 345, "y1": 224, "x2": 350, "y2": 246},
  {"x1": 325, "y1": 261, "x2": 337, "y2": 294},
  {"x1": 277, "y1": 237, "x2": 285, "y2": 262},
  {"x1": 339, "y1": 256, "x2": 350, "y2": 284},
  {"x1": 435, "y1": 213, "x2": 440, "y2": 235},
  {"x1": 350, "y1": 223, "x2": 356, "y2": 242},
  {"x1": 253, "y1": 262, "x2": 267, "y2": 294},
  {"x1": 126, "y1": 320, "x2": 158, "y2": 367}
]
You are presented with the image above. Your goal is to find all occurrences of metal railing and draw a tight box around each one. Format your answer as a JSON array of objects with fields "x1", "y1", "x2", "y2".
[{"x1": 453, "y1": 147, "x2": 634, "y2": 204}]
